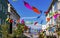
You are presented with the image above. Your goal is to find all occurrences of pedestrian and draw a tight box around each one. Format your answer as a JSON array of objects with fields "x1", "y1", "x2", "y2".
[{"x1": 53, "y1": 31, "x2": 57, "y2": 38}]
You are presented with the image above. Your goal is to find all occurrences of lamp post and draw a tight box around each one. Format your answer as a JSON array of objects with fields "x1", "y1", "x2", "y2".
[{"x1": 6, "y1": 12, "x2": 13, "y2": 34}]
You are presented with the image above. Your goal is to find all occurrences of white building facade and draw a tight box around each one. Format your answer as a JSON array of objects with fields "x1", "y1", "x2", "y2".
[
  {"x1": 45, "y1": 0, "x2": 60, "y2": 29},
  {"x1": 8, "y1": 2, "x2": 20, "y2": 30}
]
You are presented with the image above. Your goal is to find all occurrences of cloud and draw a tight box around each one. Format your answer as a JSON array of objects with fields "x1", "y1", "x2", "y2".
[{"x1": 21, "y1": 17, "x2": 37, "y2": 19}]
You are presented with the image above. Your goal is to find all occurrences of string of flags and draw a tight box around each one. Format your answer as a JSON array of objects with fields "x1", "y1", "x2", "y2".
[
  {"x1": 24, "y1": 1, "x2": 41, "y2": 14},
  {"x1": 6, "y1": 18, "x2": 20, "y2": 23},
  {"x1": 44, "y1": 11, "x2": 49, "y2": 16},
  {"x1": 46, "y1": 11, "x2": 60, "y2": 23},
  {"x1": 23, "y1": 1, "x2": 52, "y2": 22},
  {"x1": 12, "y1": 0, "x2": 60, "y2": 24}
]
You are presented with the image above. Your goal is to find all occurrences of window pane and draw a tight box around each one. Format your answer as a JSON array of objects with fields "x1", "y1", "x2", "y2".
[
  {"x1": 7, "y1": 15, "x2": 9, "y2": 18},
  {"x1": 3, "y1": 6, "x2": 5, "y2": 13},
  {"x1": 0, "y1": 3, "x2": 2, "y2": 11}
]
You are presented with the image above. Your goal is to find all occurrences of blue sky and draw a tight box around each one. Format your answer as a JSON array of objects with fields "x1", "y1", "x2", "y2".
[{"x1": 8, "y1": 0, "x2": 52, "y2": 25}]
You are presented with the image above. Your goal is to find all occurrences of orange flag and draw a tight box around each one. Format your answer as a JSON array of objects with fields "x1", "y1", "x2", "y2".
[
  {"x1": 32, "y1": 6, "x2": 40, "y2": 14},
  {"x1": 47, "y1": 18, "x2": 50, "y2": 22}
]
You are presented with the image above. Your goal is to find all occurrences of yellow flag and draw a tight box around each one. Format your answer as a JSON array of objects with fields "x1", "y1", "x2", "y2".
[
  {"x1": 6, "y1": 18, "x2": 9, "y2": 21},
  {"x1": 8, "y1": 18, "x2": 11, "y2": 22}
]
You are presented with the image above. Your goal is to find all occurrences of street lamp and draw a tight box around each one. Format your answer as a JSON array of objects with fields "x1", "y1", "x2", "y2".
[{"x1": 6, "y1": 12, "x2": 13, "y2": 34}]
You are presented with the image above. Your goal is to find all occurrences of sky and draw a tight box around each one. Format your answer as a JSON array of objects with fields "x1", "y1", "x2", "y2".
[{"x1": 8, "y1": 0, "x2": 52, "y2": 25}]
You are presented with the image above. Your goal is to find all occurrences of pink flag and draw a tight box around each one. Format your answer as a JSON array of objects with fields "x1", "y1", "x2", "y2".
[
  {"x1": 53, "y1": 14, "x2": 60, "y2": 19},
  {"x1": 54, "y1": 14, "x2": 57, "y2": 19},
  {"x1": 24, "y1": 1, "x2": 32, "y2": 10},
  {"x1": 21, "y1": 19, "x2": 25, "y2": 24}
]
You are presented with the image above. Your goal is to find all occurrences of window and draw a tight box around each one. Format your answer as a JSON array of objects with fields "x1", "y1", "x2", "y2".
[
  {"x1": 7, "y1": 15, "x2": 10, "y2": 18},
  {"x1": 0, "y1": 3, "x2": 2, "y2": 11},
  {"x1": 3, "y1": 6, "x2": 5, "y2": 13},
  {"x1": 54, "y1": 2, "x2": 57, "y2": 12},
  {"x1": 5, "y1": 9, "x2": 7, "y2": 14}
]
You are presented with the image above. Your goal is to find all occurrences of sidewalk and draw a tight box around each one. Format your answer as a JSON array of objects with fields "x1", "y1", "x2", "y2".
[{"x1": 23, "y1": 33, "x2": 39, "y2": 38}]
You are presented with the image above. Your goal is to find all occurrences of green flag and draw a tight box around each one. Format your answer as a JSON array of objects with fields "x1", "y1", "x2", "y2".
[{"x1": 49, "y1": 12, "x2": 53, "y2": 16}]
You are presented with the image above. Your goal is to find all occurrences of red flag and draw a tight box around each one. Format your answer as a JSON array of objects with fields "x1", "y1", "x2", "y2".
[
  {"x1": 45, "y1": 11, "x2": 49, "y2": 15},
  {"x1": 34, "y1": 22, "x2": 38, "y2": 25},
  {"x1": 47, "y1": 18, "x2": 50, "y2": 22},
  {"x1": 10, "y1": 19, "x2": 13, "y2": 23},
  {"x1": 32, "y1": 6, "x2": 40, "y2": 14}
]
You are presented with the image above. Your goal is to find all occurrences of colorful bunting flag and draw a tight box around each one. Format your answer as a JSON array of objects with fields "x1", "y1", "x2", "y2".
[
  {"x1": 14, "y1": 21, "x2": 16, "y2": 24},
  {"x1": 21, "y1": 19, "x2": 25, "y2": 24},
  {"x1": 14, "y1": 20, "x2": 16, "y2": 24},
  {"x1": 50, "y1": 16, "x2": 52, "y2": 19},
  {"x1": 37, "y1": 11, "x2": 42, "y2": 19},
  {"x1": 24, "y1": 1, "x2": 32, "y2": 10},
  {"x1": 24, "y1": 1, "x2": 42, "y2": 14},
  {"x1": 6, "y1": 18, "x2": 9, "y2": 21},
  {"x1": 37, "y1": 15, "x2": 41, "y2": 19},
  {"x1": 53, "y1": 13, "x2": 60, "y2": 20},
  {"x1": 32, "y1": 6, "x2": 40, "y2": 14},
  {"x1": 34, "y1": 22, "x2": 38, "y2": 25},
  {"x1": 49, "y1": 12, "x2": 54, "y2": 17},
  {"x1": 45, "y1": 12, "x2": 48, "y2": 16},
  {"x1": 53, "y1": 14, "x2": 58, "y2": 20},
  {"x1": 10, "y1": 19, "x2": 13, "y2": 23},
  {"x1": 45, "y1": 11, "x2": 48, "y2": 15},
  {"x1": 47, "y1": 18, "x2": 50, "y2": 22},
  {"x1": 40, "y1": 20, "x2": 43, "y2": 24},
  {"x1": 6, "y1": 18, "x2": 11, "y2": 23}
]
